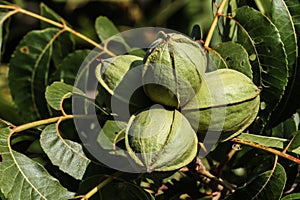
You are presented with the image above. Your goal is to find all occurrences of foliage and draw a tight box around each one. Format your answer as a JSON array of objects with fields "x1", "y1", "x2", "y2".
[{"x1": 0, "y1": 0, "x2": 300, "y2": 199}]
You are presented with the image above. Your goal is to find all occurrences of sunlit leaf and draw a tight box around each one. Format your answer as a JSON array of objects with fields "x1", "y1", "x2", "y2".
[
  {"x1": 40, "y1": 124, "x2": 91, "y2": 180},
  {"x1": 234, "y1": 6, "x2": 289, "y2": 131},
  {"x1": 237, "y1": 133, "x2": 288, "y2": 149},
  {"x1": 45, "y1": 81, "x2": 85, "y2": 110},
  {"x1": 94, "y1": 16, "x2": 130, "y2": 54},
  {"x1": 95, "y1": 16, "x2": 119, "y2": 42},
  {"x1": 209, "y1": 42, "x2": 253, "y2": 78},
  {"x1": 9, "y1": 28, "x2": 62, "y2": 122},
  {"x1": 237, "y1": 121, "x2": 300, "y2": 155},
  {"x1": 0, "y1": 120, "x2": 74, "y2": 200},
  {"x1": 281, "y1": 193, "x2": 300, "y2": 200},
  {"x1": 225, "y1": 162, "x2": 286, "y2": 200}
]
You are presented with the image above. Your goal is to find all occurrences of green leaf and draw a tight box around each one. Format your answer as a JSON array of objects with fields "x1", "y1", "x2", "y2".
[
  {"x1": 94, "y1": 16, "x2": 130, "y2": 55},
  {"x1": 51, "y1": 50, "x2": 91, "y2": 84},
  {"x1": 236, "y1": 129, "x2": 300, "y2": 156},
  {"x1": 281, "y1": 193, "x2": 300, "y2": 200},
  {"x1": 234, "y1": 6, "x2": 289, "y2": 130},
  {"x1": 99, "y1": 180, "x2": 155, "y2": 200},
  {"x1": 40, "y1": 124, "x2": 91, "y2": 180},
  {"x1": 40, "y1": 3, "x2": 75, "y2": 67},
  {"x1": 97, "y1": 120, "x2": 127, "y2": 156},
  {"x1": 0, "y1": 66, "x2": 22, "y2": 124},
  {"x1": 51, "y1": 32, "x2": 75, "y2": 68},
  {"x1": 237, "y1": 133, "x2": 288, "y2": 149},
  {"x1": 255, "y1": 0, "x2": 297, "y2": 78},
  {"x1": 209, "y1": 42, "x2": 253, "y2": 79},
  {"x1": 95, "y1": 16, "x2": 119, "y2": 42},
  {"x1": 255, "y1": 0, "x2": 299, "y2": 127},
  {"x1": 45, "y1": 81, "x2": 85, "y2": 110},
  {"x1": 40, "y1": 3, "x2": 64, "y2": 29},
  {"x1": 8, "y1": 28, "x2": 62, "y2": 122},
  {"x1": 287, "y1": 131, "x2": 300, "y2": 154},
  {"x1": 225, "y1": 163, "x2": 286, "y2": 200},
  {"x1": 77, "y1": 175, "x2": 154, "y2": 200},
  {"x1": 268, "y1": 0, "x2": 300, "y2": 126},
  {"x1": 0, "y1": 121, "x2": 75, "y2": 200},
  {"x1": 285, "y1": 0, "x2": 300, "y2": 37},
  {"x1": 269, "y1": 115, "x2": 298, "y2": 138}
]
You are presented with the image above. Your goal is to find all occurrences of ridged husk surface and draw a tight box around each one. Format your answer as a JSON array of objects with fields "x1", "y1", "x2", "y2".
[
  {"x1": 125, "y1": 107, "x2": 198, "y2": 172},
  {"x1": 142, "y1": 32, "x2": 206, "y2": 108},
  {"x1": 182, "y1": 69, "x2": 260, "y2": 141}
]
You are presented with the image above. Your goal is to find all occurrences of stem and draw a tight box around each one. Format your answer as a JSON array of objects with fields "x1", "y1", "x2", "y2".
[
  {"x1": 231, "y1": 138, "x2": 300, "y2": 165},
  {"x1": 0, "y1": 9, "x2": 18, "y2": 23},
  {"x1": 17, "y1": 8, "x2": 100, "y2": 48},
  {"x1": 192, "y1": 157, "x2": 235, "y2": 193},
  {"x1": 217, "y1": 144, "x2": 241, "y2": 173},
  {"x1": 6, "y1": 115, "x2": 74, "y2": 180},
  {"x1": 80, "y1": 171, "x2": 123, "y2": 200},
  {"x1": 18, "y1": 7, "x2": 63, "y2": 28},
  {"x1": 0, "y1": 4, "x2": 116, "y2": 56},
  {"x1": 204, "y1": 0, "x2": 228, "y2": 48},
  {"x1": 11, "y1": 115, "x2": 73, "y2": 133},
  {"x1": 0, "y1": 5, "x2": 18, "y2": 10}
]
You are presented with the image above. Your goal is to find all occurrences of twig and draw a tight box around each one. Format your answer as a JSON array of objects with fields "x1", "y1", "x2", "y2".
[
  {"x1": 231, "y1": 138, "x2": 300, "y2": 165},
  {"x1": 0, "y1": 4, "x2": 116, "y2": 57},
  {"x1": 78, "y1": 171, "x2": 123, "y2": 200},
  {"x1": 190, "y1": 157, "x2": 236, "y2": 193},
  {"x1": 11, "y1": 115, "x2": 73, "y2": 133},
  {"x1": 204, "y1": 0, "x2": 228, "y2": 48},
  {"x1": 217, "y1": 144, "x2": 241, "y2": 174}
]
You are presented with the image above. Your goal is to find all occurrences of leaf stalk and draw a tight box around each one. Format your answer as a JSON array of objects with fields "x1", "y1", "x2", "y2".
[
  {"x1": 0, "y1": 4, "x2": 116, "y2": 56},
  {"x1": 204, "y1": 0, "x2": 228, "y2": 48},
  {"x1": 231, "y1": 138, "x2": 300, "y2": 165}
]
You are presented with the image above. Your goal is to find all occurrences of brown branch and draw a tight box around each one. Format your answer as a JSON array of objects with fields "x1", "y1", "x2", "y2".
[{"x1": 231, "y1": 138, "x2": 300, "y2": 165}]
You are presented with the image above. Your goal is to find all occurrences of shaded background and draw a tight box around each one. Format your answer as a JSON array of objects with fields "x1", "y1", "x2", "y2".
[{"x1": 3, "y1": 0, "x2": 215, "y2": 57}]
